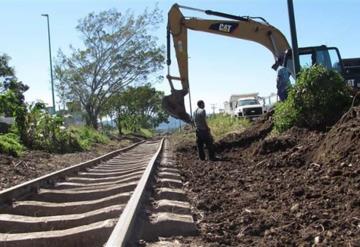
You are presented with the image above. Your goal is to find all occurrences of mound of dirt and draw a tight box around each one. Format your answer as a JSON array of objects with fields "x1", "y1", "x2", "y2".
[
  {"x1": 215, "y1": 111, "x2": 274, "y2": 152},
  {"x1": 174, "y1": 109, "x2": 359, "y2": 246},
  {"x1": 253, "y1": 136, "x2": 296, "y2": 155},
  {"x1": 314, "y1": 106, "x2": 360, "y2": 164},
  {"x1": 251, "y1": 127, "x2": 325, "y2": 169}
]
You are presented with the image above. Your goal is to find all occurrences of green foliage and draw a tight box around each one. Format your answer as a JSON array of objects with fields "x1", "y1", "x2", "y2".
[
  {"x1": 0, "y1": 54, "x2": 28, "y2": 119},
  {"x1": 0, "y1": 54, "x2": 15, "y2": 76},
  {"x1": 171, "y1": 114, "x2": 250, "y2": 150},
  {"x1": 120, "y1": 127, "x2": 154, "y2": 138},
  {"x1": 273, "y1": 97, "x2": 298, "y2": 133},
  {"x1": 69, "y1": 126, "x2": 109, "y2": 150},
  {"x1": 0, "y1": 53, "x2": 111, "y2": 154},
  {"x1": 14, "y1": 103, "x2": 108, "y2": 153},
  {"x1": 0, "y1": 133, "x2": 24, "y2": 156},
  {"x1": 18, "y1": 102, "x2": 78, "y2": 152},
  {"x1": 0, "y1": 91, "x2": 18, "y2": 116},
  {"x1": 106, "y1": 84, "x2": 169, "y2": 134},
  {"x1": 54, "y1": 7, "x2": 164, "y2": 129},
  {"x1": 208, "y1": 114, "x2": 251, "y2": 140},
  {"x1": 0, "y1": 54, "x2": 29, "y2": 143},
  {"x1": 274, "y1": 65, "x2": 352, "y2": 132},
  {"x1": 139, "y1": 128, "x2": 154, "y2": 138}
]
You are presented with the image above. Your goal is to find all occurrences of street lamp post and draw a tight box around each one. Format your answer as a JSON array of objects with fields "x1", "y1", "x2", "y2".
[{"x1": 41, "y1": 14, "x2": 55, "y2": 114}]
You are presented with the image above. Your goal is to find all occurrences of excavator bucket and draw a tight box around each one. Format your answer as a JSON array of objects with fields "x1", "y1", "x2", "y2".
[{"x1": 162, "y1": 89, "x2": 192, "y2": 124}]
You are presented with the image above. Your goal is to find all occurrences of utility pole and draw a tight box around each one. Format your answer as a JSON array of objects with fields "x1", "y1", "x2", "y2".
[
  {"x1": 41, "y1": 14, "x2": 56, "y2": 114},
  {"x1": 287, "y1": 0, "x2": 300, "y2": 78},
  {"x1": 210, "y1": 104, "x2": 216, "y2": 115}
]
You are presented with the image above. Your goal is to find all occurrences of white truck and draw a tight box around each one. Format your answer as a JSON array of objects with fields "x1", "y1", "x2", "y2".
[
  {"x1": 226, "y1": 93, "x2": 267, "y2": 119},
  {"x1": 233, "y1": 97, "x2": 265, "y2": 119}
]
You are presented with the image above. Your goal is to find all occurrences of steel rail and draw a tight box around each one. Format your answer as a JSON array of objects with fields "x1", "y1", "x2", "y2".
[
  {"x1": 105, "y1": 138, "x2": 165, "y2": 246},
  {"x1": 0, "y1": 141, "x2": 144, "y2": 206}
]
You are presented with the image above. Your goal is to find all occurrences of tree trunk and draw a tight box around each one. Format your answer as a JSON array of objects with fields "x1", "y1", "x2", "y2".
[
  {"x1": 90, "y1": 114, "x2": 98, "y2": 129},
  {"x1": 115, "y1": 117, "x2": 122, "y2": 135},
  {"x1": 85, "y1": 107, "x2": 99, "y2": 129}
]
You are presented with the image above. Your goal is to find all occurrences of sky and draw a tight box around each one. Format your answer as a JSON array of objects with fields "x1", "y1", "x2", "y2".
[{"x1": 1, "y1": 0, "x2": 359, "y2": 114}]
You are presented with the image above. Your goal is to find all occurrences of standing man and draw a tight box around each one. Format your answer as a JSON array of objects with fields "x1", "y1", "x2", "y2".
[
  {"x1": 276, "y1": 57, "x2": 291, "y2": 101},
  {"x1": 193, "y1": 100, "x2": 215, "y2": 161}
]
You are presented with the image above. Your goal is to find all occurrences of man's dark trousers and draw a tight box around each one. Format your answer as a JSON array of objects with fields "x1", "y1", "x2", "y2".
[
  {"x1": 278, "y1": 89, "x2": 288, "y2": 101},
  {"x1": 196, "y1": 129, "x2": 215, "y2": 160}
]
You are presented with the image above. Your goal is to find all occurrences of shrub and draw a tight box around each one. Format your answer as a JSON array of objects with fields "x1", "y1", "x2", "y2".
[
  {"x1": 0, "y1": 133, "x2": 24, "y2": 156},
  {"x1": 274, "y1": 97, "x2": 298, "y2": 133},
  {"x1": 69, "y1": 126, "x2": 110, "y2": 150},
  {"x1": 17, "y1": 103, "x2": 80, "y2": 153},
  {"x1": 274, "y1": 65, "x2": 352, "y2": 132},
  {"x1": 13, "y1": 102, "x2": 109, "y2": 153}
]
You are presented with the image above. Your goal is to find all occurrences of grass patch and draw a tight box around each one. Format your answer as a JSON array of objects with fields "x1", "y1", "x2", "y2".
[
  {"x1": 208, "y1": 114, "x2": 251, "y2": 141},
  {"x1": 121, "y1": 128, "x2": 154, "y2": 139},
  {"x1": 171, "y1": 114, "x2": 250, "y2": 150},
  {"x1": 170, "y1": 127, "x2": 196, "y2": 152},
  {"x1": 139, "y1": 128, "x2": 154, "y2": 138},
  {"x1": 0, "y1": 133, "x2": 24, "y2": 156},
  {"x1": 69, "y1": 126, "x2": 110, "y2": 150}
]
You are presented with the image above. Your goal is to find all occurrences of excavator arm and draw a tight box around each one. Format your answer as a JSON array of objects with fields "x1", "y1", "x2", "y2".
[{"x1": 163, "y1": 4, "x2": 292, "y2": 123}]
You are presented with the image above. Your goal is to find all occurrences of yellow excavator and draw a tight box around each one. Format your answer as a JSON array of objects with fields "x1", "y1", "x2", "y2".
[{"x1": 163, "y1": 4, "x2": 357, "y2": 123}]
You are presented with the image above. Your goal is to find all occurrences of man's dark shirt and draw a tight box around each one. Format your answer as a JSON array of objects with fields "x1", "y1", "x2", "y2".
[{"x1": 193, "y1": 108, "x2": 207, "y2": 130}]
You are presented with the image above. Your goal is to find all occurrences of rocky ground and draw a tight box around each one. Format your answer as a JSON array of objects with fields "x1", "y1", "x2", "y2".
[
  {"x1": 174, "y1": 107, "x2": 360, "y2": 246},
  {"x1": 0, "y1": 136, "x2": 141, "y2": 191}
]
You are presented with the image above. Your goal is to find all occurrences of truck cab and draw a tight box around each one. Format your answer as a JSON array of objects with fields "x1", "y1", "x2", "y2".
[{"x1": 234, "y1": 97, "x2": 264, "y2": 119}]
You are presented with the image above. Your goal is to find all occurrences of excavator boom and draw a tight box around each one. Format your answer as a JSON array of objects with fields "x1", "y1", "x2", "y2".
[{"x1": 163, "y1": 4, "x2": 292, "y2": 123}]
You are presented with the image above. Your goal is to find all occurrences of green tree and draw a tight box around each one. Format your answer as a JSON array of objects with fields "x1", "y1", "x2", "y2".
[
  {"x1": 0, "y1": 54, "x2": 29, "y2": 143},
  {"x1": 105, "y1": 84, "x2": 169, "y2": 134},
  {"x1": 0, "y1": 54, "x2": 15, "y2": 77},
  {"x1": 54, "y1": 8, "x2": 164, "y2": 129}
]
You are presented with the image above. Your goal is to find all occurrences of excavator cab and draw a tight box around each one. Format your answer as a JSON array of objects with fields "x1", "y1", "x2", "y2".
[{"x1": 286, "y1": 46, "x2": 344, "y2": 73}]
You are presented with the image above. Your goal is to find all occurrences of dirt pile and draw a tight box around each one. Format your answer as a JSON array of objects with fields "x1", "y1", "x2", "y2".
[
  {"x1": 175, "y1": 109, "x2": 360, "y2": 246},
  {"x1": 251, "y1": 127, "x2": 325, "y2": 169},
  {"x1": 314, "y1": 106, "x2": 360, "y2": 164},
  {"x1": 215, "y1": 111, "x2": 274, "y2": 152},
  {"x1": 253, "y1": 135, "x2": 296, "y2": 155}
]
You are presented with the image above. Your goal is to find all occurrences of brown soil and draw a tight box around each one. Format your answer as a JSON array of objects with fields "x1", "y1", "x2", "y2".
[
  {"x1": 175, "y1": 107, "x2": 360, "y2": 246},
  {"x1": 215, "y1": 111, "x2": 274, "y2": 152},
  {"x1": 314, "y1": 107, "x2": 360, "y2": 164},
  {"x1": 0, "y1": 138, "x2": 137, "y2": 191}
]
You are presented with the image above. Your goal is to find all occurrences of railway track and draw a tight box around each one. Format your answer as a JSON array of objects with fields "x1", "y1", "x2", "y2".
[
  {"x1": 0, "y1": 140, "x2": 159, "y2": 247},
  {"x1": 0, "y1": 139, "x2": 197, "y2": 247}
]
